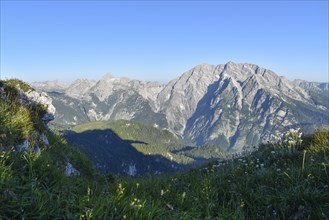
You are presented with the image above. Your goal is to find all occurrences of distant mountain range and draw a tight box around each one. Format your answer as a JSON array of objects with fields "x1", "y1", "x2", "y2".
[{"x1": 32, "y1": 62, "x2": 329, "y2": 152}]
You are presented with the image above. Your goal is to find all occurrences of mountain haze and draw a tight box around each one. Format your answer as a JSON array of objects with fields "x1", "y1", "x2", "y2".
[
  {"x1": 293, "y1": 79, "x2": 329, "y2": 97},
  {"x1": 32, "y1": 62, "x2": 329, "y2": 151}
]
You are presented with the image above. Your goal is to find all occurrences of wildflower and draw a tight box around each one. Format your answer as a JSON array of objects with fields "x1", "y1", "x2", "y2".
[
  {"x1": 130, "y1": 198, "x2": 143, "y2": 209},
  {"x1": 261, "y1": 164, "x2": 264, "y2": 167},
  {"x1": 272, "y1": 210, "x2": 277, "y2": 217},
  {"x1": 256, "y1": 164, "x2": 259, "y2": 168},
  {"x1": 80, "y1": 207, "x2": 93, "y2": 219},
  {"x1": 276, "y1": 168, "x2": 281, "y2": 172},
  {"x1": 282, "y1": 128, "x2": 303, "y2": 147},
  {"x1": 117, "y1": 183, "x2": 125, "y2": 196},
  {"x1": 298, "y1": 133, "x2": 302, "y2": 138},
  {"x1": 271, "y1": 151, "x2": 275, "y2": 154},
  {"x1": 182, "y1": 192, "x2": 186, "y2": 199},
  {"x1": 166, "y1": 203, "x2": 174, "y2": 210}
]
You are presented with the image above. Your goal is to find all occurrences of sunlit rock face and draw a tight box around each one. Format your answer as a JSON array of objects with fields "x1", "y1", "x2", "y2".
[{"x1": 31, "y1": 62, "x2": 329, "y2": 151}]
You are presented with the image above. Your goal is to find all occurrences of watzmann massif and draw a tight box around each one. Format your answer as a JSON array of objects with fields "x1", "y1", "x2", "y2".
[{"x1": 32, "y1": 62, "x2": 329, "y2": 152}]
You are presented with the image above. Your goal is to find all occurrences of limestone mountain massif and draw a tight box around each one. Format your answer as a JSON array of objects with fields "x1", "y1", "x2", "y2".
[{"x1": 32, "y1": 62, "x2": 329, "y2": 151}]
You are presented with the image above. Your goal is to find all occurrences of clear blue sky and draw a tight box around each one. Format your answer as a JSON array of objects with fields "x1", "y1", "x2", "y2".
[{"x1": 1, "y1": 1, "x2": 328, "y2": 83}]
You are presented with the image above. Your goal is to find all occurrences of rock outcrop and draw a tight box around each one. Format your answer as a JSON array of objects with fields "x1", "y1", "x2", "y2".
[
  {"x1": 64, "y1": 162, "x2": 80, "y2": 177},
  {"x1": 15, "y1": 85, "x2": 56, "y2": 125}
]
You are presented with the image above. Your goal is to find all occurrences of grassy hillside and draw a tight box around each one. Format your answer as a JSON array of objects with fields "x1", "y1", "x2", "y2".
[
  {"x1": 1, "y1": 79, "x2": 328, "y2": 219},
  {"x1": 2, "y1": 126, "x2": 328, "y2": 219},
  {"x1": 0, "y1": 79, "x2": 99, "y2": 218},
  {"x1": 0, "y1": 79, "x2": 43, "y2": 147},
  {"x1": 71, "y1": 120, "x2": 185, "y2": 154},
  {"x1": 65, "y1": 120, "x2": 227, "y2": 175}
]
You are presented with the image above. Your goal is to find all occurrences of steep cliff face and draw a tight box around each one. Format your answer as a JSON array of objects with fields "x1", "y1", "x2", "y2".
[
  {"x1": 157, "y1": 64, "x2": 219, "y2": 136},
  {"x1": 31, "y1": 62, "x2": 329, "y2": 151}
]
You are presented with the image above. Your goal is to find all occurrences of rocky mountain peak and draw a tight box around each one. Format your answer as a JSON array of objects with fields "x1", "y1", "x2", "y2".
[
  {"x1": 225, "y1": 61, "x2": 239, "y2": 69},
  {"x1": 192, "y1": 63, "x2": 215, "y2": 72},
  {"x1": 101, "y1": 72, "x2": 115, "y2": 81},
  {"x1": 65, "y1": 79, "x2": 97, "y2": 99}
]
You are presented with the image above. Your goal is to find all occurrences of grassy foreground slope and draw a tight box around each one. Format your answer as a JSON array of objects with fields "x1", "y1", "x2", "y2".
[
  {"x1": 1, "y1": 127, "x2": 328, "y2": 219},
  {"x1": 1, "y1": 79, "x2": 329, "y2": 219}
]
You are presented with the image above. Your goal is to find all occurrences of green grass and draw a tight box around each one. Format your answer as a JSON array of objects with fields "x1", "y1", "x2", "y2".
[
  {"x1": 0, "y1": 101, "x2": 47, "y2": 144},
  {"x1": 0, "y1": 80, "x2": 48, "y2": 147},
  {"x1": 1, "y1": 127, "x2": 328, "y2": 219}
]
